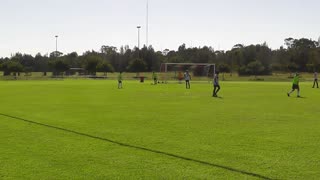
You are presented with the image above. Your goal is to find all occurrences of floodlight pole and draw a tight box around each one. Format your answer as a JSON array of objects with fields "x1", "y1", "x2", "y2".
[
  {"x1": 137, "y1": 26, "x2": 141, "y2": 49},
  {"x1": 55, "y1": 35, "x2": 58, "y2": 53},
  {"x1": 146, "y1": 0, "x2": 149, "y2": 48},
  {"x1": 137, "y1": 26, "x2": 141, "y2": 58}
]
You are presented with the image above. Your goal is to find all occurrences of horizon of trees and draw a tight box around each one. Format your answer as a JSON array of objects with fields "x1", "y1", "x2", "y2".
[{"x1": 0, "y1": 37, "x2": 319, "y2": 76}]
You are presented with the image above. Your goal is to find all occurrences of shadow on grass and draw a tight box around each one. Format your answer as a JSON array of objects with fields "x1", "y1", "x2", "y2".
[
  {"x1": 0, "y1": 113, "x2": 272, "y2": 180},
  {"x1": 288, "y1": 96, "x2": 307, "y2": 99}
]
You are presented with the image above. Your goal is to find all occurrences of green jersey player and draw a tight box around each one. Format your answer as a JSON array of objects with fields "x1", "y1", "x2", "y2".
[{"x1": 287, "y1": 73, "x2": 300, "y2": 97}]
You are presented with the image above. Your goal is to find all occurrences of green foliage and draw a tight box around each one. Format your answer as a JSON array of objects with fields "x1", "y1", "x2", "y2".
[
  {"x1": 83, "y1": 55, "x2": 104, "y2": 75},
  {"x1": 0, "y1": 61, "x2": 24, "y2": 76},
  {"x1": 1, "y1": 37, "x2": 320, "y2": 74},
  {"x1": 217, "y1": 63, "x2": 231, "y2": 80},
  {"x1": 306, "y1": 63, "x2": 320, "y2": 72},
  {"x1": 97, "y1": 61, "x2": 115, "y2": 75},
  {"x1": 49, "y1": 59, "x2": 70, "y2": 75},
  {"x1": 24, "y1": 66, "x2": 33, "y2": 74},
  {"x1": 50, "y1": 51, "x2": 63, "y2": 58},
  {"x1": 239, "y1": 61, "x2": 265, "y2": 76},
  {"x1": 246, "y1": 61, "x2": 265, "y2": 75},
  {"x1": 287, "y1": 62, "x2": 299, "y2": 72},
  {"x1": 270, "y1": 63, "x2": 283, "y2": 71},
  {"x1": 218, "y1": 63, "x2": 231, "y2": 73},
  {"x1": 127, "y1": 58, "x2": 147, "y2": 72}
]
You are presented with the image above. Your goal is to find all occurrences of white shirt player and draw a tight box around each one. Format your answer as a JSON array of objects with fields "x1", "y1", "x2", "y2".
[
  {"x1": 184, "y1": 72, "x2": 191, "y2": 81},
  {"x1": 213, "y1": 74, "x2": 219, "y2": 86},
  {"x1": 314, "y1": 72, "x2": 318, "y2": 80}
]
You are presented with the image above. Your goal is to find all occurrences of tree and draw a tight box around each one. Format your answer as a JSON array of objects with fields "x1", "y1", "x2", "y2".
[
  {"x1": 285, "y1": 38, "x2": 295, "y2": 49},
  {"x1": 50, "y1": 51, "x2": 63, "y2": 58},
  {"x1": 83, "y1": 55, "x2": 103, "y2": 75},
  {"x1": 34, "y1": 53, "x2": 49, "y2": 73},
  {"x1": 218, "y1": 63, "x2": 231, "y2": 80},
  {"x1": 65, "y1": 52, "x2": 79, "y2": 67},
  {"x1": 246, "y1": 61, "x2": 265, "y2": 78},
  {"x1": 127, "y1": 58, "x2": 147, "y2": 76},
  {"x1": 0, "y1": 61, "x2": 24, "y2": 76},
  {"x1": 101, "y1": 45, "x2": 117, "y2": 55},
  {"x1": 308, "y1": 49, "x2": 320, "y2": 72},
  {"x1": 97, "y1": 61, "x2": 115, "y2": 76},
  {"x1": 270, "y1": 63, "x2": 283, "y2": 72},
  {"x1": 287, "y1": 62, "x2": 299, "y2": 73},
  {"x1": 49, "y1": 59, "x2": 69, "y2": 76},
  {"x1": 0, "y1": 36, "x2": 320, "y2": 76}
]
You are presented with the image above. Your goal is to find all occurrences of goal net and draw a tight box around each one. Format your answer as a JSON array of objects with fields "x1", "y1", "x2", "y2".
[{"x1": 159, "y1": 63, "x2": 215, "y2": 83}]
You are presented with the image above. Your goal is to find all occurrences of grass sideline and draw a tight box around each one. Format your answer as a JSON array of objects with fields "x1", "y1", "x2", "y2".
[{"x1": 0, "y1": 80, "x2": 320, "y2": 179}]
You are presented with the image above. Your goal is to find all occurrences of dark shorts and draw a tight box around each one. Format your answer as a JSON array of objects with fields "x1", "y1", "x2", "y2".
[
  {"x1": 186, "y1": 80, "x2": 190, "y2": 83},
  {"x1": 154, "y1": 78, "x2": 157, "y2": 81},
  {"x1": 118, "y1": 81, "x2": 122, "y2": 83},
  {"x1": 214, "y1": 85, "x2": 220, "y2": 88},
  {"x1": 292, "y1": 84, "x2": 299, "y2": 90}
]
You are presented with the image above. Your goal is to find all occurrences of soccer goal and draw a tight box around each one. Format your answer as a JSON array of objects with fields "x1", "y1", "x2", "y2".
[{"x1": 159, "y1": 63, "x2": 215, "y2": 83}]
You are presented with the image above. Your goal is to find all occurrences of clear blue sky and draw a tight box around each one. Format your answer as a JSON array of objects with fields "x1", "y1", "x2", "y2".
[{"x1": 0, "y1": 0, "x2": 319, "y2": 57}]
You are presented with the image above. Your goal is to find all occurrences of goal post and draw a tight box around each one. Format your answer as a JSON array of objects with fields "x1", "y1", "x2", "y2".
[{"x1": 159, "y1": 63, "x2": 215, "y2": 83}]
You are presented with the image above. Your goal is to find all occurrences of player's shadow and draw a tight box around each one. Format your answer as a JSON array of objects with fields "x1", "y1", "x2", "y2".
[{"x1": 0, "y1": 113, "x2": 273, "y2": 180}]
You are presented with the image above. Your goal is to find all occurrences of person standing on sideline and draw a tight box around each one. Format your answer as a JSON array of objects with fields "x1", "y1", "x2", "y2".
[
  {"x1": 313, "y1": 72, "x2": 319, "y2": 88},
  {"x1": 152, "y1": 72, "x2": 158, "y2": 85},
  {"x1": 213, "y1": 72, "x2": 221, "y2": 97},
  {"x1": 287, "y1": 73, "x2": 300, "y2": 97},
  {"x1": 184, "y1": 70, "x2": 191, "y2": 89},
  {"x1": 118, "y1": 72, "x2": 123, "y2": 89}
]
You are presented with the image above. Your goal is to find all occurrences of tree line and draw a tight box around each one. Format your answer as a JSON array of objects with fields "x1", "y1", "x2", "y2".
[{"x1": 0, "y1": 37, "x2": 319, "y2": 76}]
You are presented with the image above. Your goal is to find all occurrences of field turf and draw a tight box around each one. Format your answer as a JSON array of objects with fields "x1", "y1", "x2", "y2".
[{"x1": 0, "y1": 80, "x2": 320, "y2": 179}]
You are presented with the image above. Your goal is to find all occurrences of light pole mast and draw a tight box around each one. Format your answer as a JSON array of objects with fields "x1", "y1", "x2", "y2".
[
  {"x1": 137, "y1": 26, "x2": 141, "y2": 49},
  {"x1": 55, "y1": 35, "x2": 58, "y2": 53},
  {"x1": 146, "y1": 0, "x2": 149, "y2": 48}
]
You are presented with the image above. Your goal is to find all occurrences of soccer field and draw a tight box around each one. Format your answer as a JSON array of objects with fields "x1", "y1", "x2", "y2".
[{"x1": 0, "y1": 80, "x2": 319, "y2": 179}]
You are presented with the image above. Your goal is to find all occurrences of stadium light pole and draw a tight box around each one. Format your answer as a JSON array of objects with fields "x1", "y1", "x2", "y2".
[
  {"x1": 137, "y1": 26, "x2": 141, "y2": 49},
  {"x1": 55, "y1": 35, "x2": 58, "y2": 53},
  {"x1": 137, "y1": 26, "x2": 141, "y2": 58},
  {"x1": 146, "y1": 0, "x2": 149, "y2": 48}
]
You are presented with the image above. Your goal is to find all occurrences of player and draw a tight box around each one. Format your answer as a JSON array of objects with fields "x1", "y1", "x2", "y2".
[
  {"x1": 152, "y1": 72, "x2": 158, "y2": 85},
  {"x1": 313, "y1": 72, "x2": 319, "y2": 88},
  {"x1": 213, "y1": 72, "x2": 221, "y2": 97},
  {"x1": 287, "y1": 73, "x2": 300, "y2": 97},
  {"x1": 118, "y1": 72, "x2": 123, "y2": 89},
  {"x1": 184, "y1": 70, "x2": 191, "y2": 89}
]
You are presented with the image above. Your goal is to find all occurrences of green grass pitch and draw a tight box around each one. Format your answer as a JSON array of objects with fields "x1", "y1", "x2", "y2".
[{"x1": 1, "y1": 80, "x2": 320, "y2": 179}]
